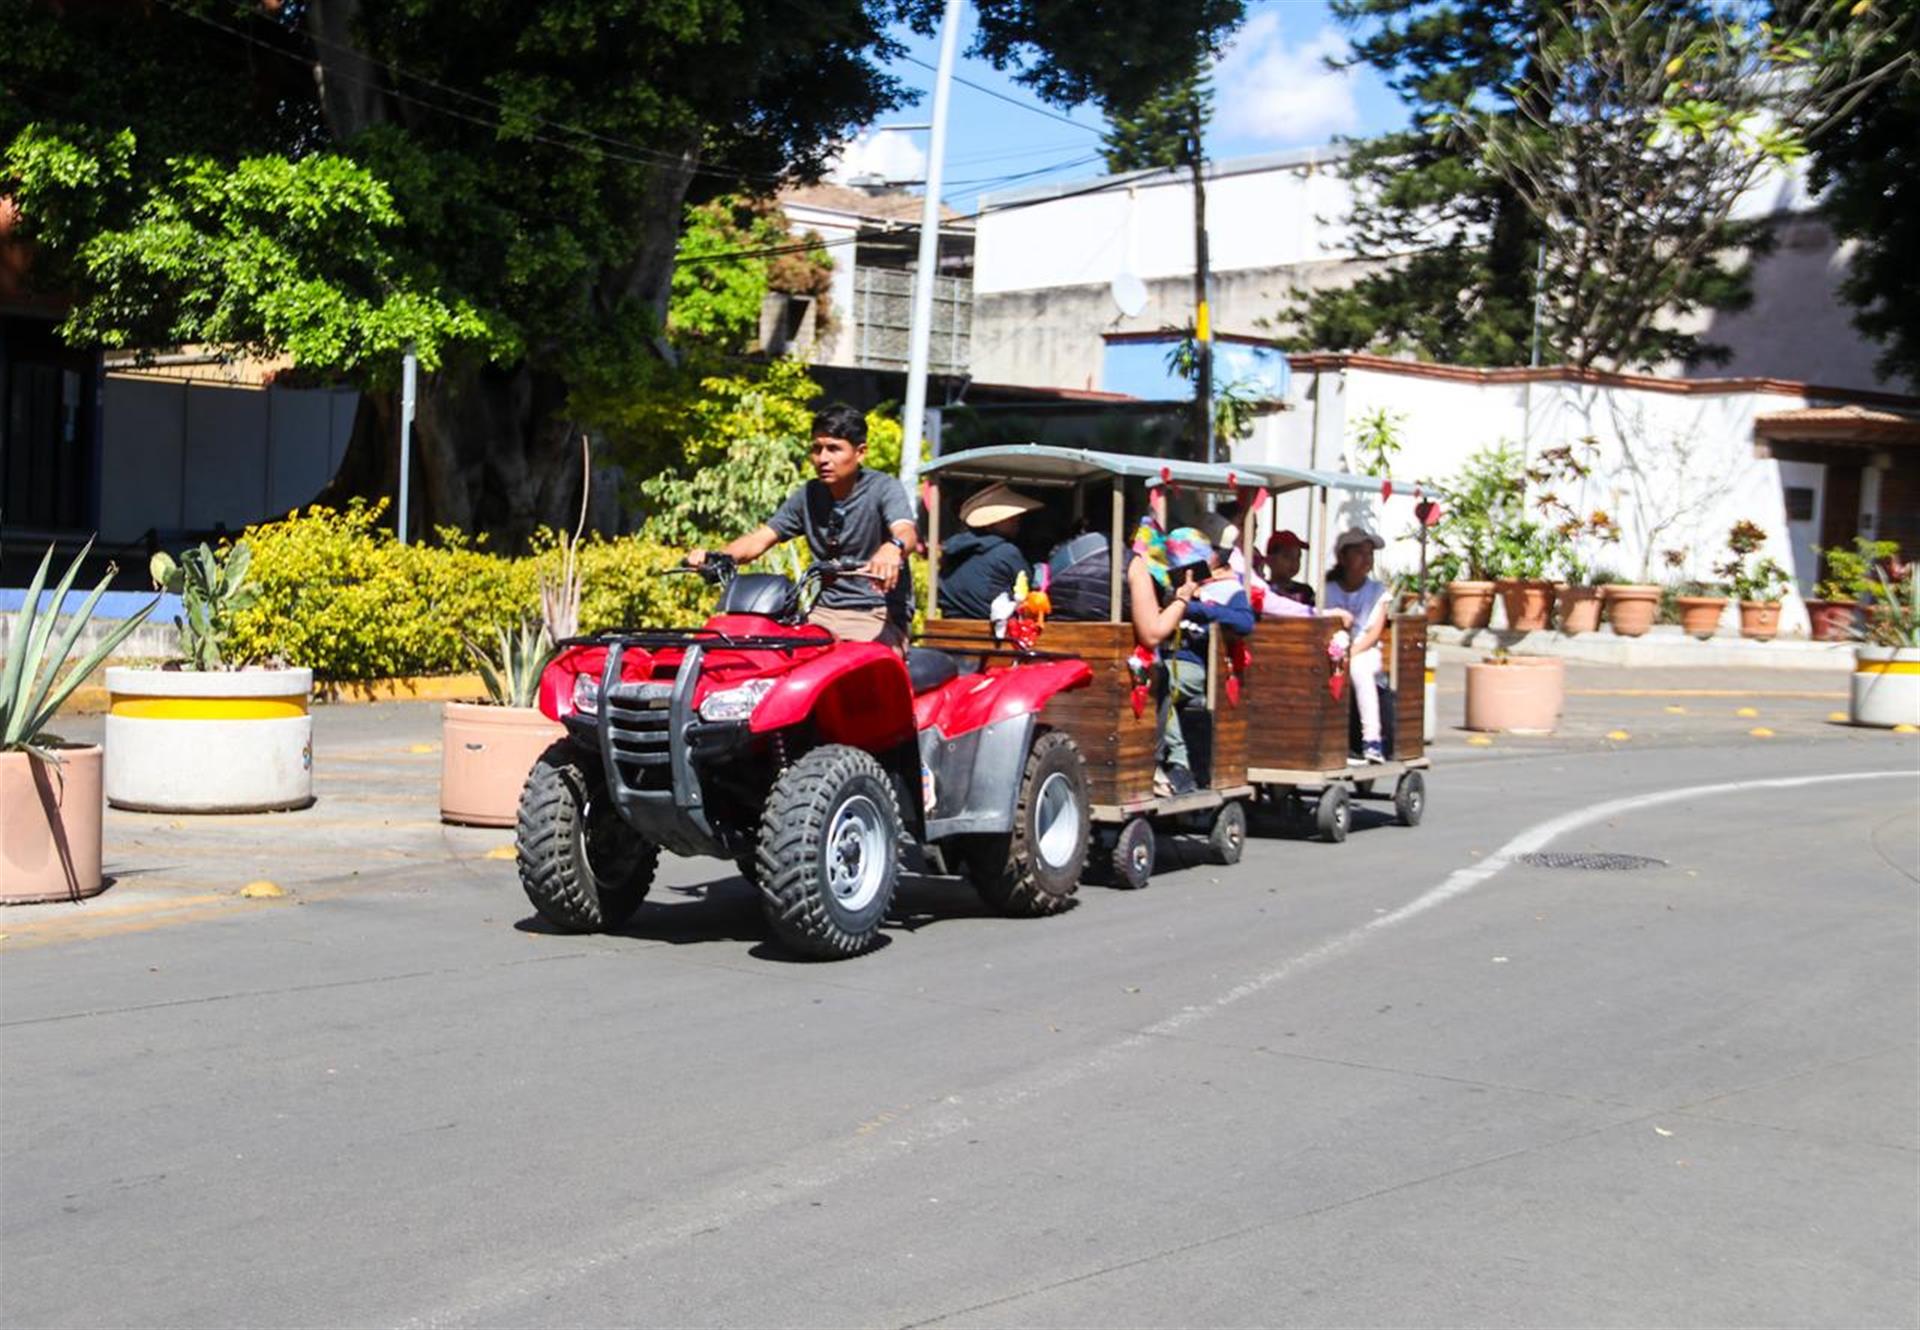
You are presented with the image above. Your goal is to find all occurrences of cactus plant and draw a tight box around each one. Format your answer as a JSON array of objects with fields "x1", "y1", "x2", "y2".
[
  {"x1": 464, "y1": 621, "x2": 552, "y2": 708},
  {"x1": 149, "y1": 541, "x2": 260, "y2": 670},
  {"x1": 3, "y1": 541, "x2": 157, "y2": 762}
]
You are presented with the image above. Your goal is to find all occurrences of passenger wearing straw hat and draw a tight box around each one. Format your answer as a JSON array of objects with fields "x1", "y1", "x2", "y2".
[{"x1": 938, "y1": 482, "x2": 1042, "y2": 620}]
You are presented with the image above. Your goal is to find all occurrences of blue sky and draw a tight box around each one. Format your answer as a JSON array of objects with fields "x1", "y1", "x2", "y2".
[{"x1": 829, "y1": 0, "x2": 1407, "y2": 213}]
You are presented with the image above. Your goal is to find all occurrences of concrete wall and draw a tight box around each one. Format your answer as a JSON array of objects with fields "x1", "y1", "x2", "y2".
[
  {"x1": 97, "y1": 376, "x2": 357, "y2": 543},
  {"x1": 1237, "y1": 364, "x2": 1832, "y2": 631}
]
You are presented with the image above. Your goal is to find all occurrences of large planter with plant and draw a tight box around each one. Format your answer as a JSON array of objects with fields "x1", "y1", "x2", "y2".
[
  {"x1": 1805, "y1": 600, "x2": 1862, "y2": 642},
  {"x1": 104, "y1": 543, "x2": 315, "y2": 814},
  {"x1": 2, "y1": 542, "x2": 156, "y2": 903},
  {"x1": 1850, "y1": 562, "x2": 1919, "y2": 728},
  {"x1": 1602, "y1": 584, "x2": 1661, "y2": 636},
  {"x1": 1810, "y1": 537, "x2": 1893, "y2": 643},
  {"x1": 1446, "y1": 580, "x2": 1495, "y2": 629},
  {"x1": 1463, "y1": 655, "x2": 1564, "y2": 733},
  {"x1": 442, "y1": 624, "x2": 564, "y2": 827}
]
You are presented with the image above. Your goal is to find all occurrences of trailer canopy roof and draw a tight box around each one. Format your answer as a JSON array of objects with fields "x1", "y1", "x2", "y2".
[{"x1": 921, "y1": 444, "x2": 1383, "y2": 496}]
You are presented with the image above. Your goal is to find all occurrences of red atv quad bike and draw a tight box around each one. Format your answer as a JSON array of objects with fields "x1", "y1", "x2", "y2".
[{"x1": 516, "y1": 555, "x2": 1097, "y2": 958}]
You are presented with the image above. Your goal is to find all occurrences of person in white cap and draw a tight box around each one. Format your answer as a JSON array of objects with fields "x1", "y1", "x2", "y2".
[
  {"x1": 938, "y1": 482, "x2": 1043, "y2": 620},
  {"x1": 1326, "y1": 526, "x2": 1390, "y2": 762}
]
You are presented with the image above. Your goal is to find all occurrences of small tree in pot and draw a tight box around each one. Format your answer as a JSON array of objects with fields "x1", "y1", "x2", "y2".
[
  {"x1": 3, "y1": 542, "x2": 155, "y2": 901},
  {"x1": 1810, "y1": 538, "x2": 1897, "y2": 642},
  {"x1": 1715, "y1": 520, "x2": 1790, "y2": 641}
]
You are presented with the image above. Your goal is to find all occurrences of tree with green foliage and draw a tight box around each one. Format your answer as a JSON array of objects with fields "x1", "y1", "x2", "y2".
[
  {"x1": 1807, "y1": 0, "x2": 1920, "y2": 388},
  {"x1": 3, "y1": 0, "x2": 902, "y2": 543},
  {"x1": 671, "y1": 195, "x2": 834, "y2": 354}
]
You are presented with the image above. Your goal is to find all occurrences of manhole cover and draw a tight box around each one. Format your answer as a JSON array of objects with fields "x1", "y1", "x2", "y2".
[{"x1": 1519, "y1": 852, "x2": 1668, "y2": 871}]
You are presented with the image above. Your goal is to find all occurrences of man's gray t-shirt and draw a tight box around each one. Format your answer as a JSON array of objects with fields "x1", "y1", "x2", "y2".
[{"x1": 769, "y1": 468, "x2": 914, "y2": 626}]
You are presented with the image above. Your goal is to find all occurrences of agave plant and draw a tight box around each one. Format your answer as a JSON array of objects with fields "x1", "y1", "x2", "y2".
[
  {"x1": 464, "y1": 621, "x2": 553, "y2": 708},
  {"x1": 3, "y1": 541, "x2": 158, "y2": 762}
]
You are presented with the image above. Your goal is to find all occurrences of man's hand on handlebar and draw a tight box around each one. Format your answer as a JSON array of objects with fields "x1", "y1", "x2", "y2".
[
  {"x1": 684, "y1": 549, "x2": 709, "y2": 569},
  {"x1": 865, "y1": 541, "x2": 905, "y2": 593}
]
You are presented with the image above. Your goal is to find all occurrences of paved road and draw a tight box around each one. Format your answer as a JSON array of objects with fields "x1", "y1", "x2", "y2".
[{"x1": 3, "y1": 675, "x2": 1915, "y2": 1328}]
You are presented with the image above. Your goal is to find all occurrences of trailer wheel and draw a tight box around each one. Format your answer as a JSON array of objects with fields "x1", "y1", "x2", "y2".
[
  {"x1": 516, "y1": 741, "x2": 658, "y2": 932},
  {"x1": 1393, "y1": 770, "x2": 1426, "y2": 827},
  {"x1": 1315, "y1": 785, "x2": 1351, "y2": 843},
  {"x1": 1207, "y1": 800, "x2": 1247, "y2": 866},
  {"x1": 757, "y1": 744, "x2": 901, "y2": 959},
  {"x1": 963, "y1": 731, "x2": 1090, "y2": 917},
  {"x1": 1110, "y1": 816, "x2": 1155, "y2": 889}
]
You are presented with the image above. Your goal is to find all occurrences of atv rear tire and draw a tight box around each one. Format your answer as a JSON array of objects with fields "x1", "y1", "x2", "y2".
[
  {"x1": 962, "y1": 730, "x2": 1090, "y2": 917},
  {"x1": 517, "y1": 741, "x2": 658, "y2": 932},
  {"x1": 757, "y1": 745, "x2": 902, "y2": 959}
]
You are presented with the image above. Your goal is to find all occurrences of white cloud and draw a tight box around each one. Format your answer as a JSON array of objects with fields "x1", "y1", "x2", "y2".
[
  {"x1": 826, "y1": 130, "x2": 929, "y2": 187},
  {"x1": 1211, "y1": 12, "x2": 1360, "y2": 147}
]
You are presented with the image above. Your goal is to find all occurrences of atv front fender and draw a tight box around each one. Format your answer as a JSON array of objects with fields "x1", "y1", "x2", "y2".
[{"x1": 750, "y1": 644, "x2": 915, "y2": 751}]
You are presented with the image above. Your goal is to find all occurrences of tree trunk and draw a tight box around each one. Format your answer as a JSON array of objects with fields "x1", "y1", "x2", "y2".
[{"x1": 314, "y1": 361, "x2": 587, "y2": 549}]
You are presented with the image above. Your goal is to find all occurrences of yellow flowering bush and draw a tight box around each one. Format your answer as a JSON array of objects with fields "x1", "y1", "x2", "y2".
[{"x1": 229, "y1": 501, "x2": 711, "y2": 679}]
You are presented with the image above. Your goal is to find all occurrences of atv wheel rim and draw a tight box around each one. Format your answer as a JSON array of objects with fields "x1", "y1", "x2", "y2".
[
  {"x1": 1034, "y1": 772, "x2": 1082, "y2": 870},
  {"x1": 826, "y1": 795, "x2": 889, "y2": 912}
]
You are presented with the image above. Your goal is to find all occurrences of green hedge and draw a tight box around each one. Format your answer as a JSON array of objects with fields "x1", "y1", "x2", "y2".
[{"x1": 227, "y1": 501, "x2": 709, "y2": 680}]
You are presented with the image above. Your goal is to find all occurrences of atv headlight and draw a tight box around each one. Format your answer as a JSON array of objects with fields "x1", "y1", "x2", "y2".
[
  {"x1": 698, "y1": 678, "x2": 775, "y2": 723},
  {"x1": 570, "y1": 670, "x2": 602, "y2": 715}
]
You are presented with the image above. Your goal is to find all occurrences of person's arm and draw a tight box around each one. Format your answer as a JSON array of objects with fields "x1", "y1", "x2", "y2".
[
  {"x1": 865, "y1": 476, "x2": 920, "y2": 592},
  {"x1": 1128, "y1": 557, "x2": 1193, "y2": 648},
  {"x1": 1350, "y1": 587, "x2": 1389, "y2": 653},
  {"x1": 1211, "y1": 589, "x2": 1256, "y2": 638}
]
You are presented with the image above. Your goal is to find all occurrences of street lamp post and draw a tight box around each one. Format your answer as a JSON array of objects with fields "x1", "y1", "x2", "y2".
[{"x1": 898, "y1": 0, "x2": 964, "y2": 512}]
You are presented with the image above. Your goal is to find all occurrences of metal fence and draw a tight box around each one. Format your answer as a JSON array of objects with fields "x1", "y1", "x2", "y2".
[{"x1": 853, "y1": 267, "x2": 972, "y2": 376}]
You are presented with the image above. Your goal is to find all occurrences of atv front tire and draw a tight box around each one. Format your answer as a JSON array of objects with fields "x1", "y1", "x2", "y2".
[
  {"x1": 962, "y1": 730, "x2": 1090, "y2": 917},
  {"x1": 517, "y1": 741, "x2": 659, "y2": 932},
  {"x1": 757, "y1": 745, "x2": 902, "y2": 959}
]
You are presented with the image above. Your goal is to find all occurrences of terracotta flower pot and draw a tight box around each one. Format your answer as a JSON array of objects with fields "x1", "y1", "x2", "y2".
[
  {"x1": 441, "y1": 702, "x2": 565, "y2": 827},
  {"x1": 1425, "y1": 591, "x2": 1450, "y2": 626},
  {"x1": 1495, "y1": 578, "x2": 1555, "y2": 633},
  {"x1": 1805, "y1": 599, "x2": 1862, "y2": 642},
  {"x1": 1676, "y1": 595, "x2": 1729, "y2": 639},
  {"x1": 1463, "y1": 657, "x2": 1565, "y2": 734},
  {"x1": 1851, "y1": 645, "x2": 1920, "y2": 728},
  {"x1": 1602, "y1": 584, "x2": 1660, "y2": 637},
  {"x1": 1447, "y1": 580, "x2": 1495, "y2": 630},
  {"x1": 1556, "y1": 585, "x2": 1602, "y2": 635},
  {"x1": 1738, "y1": 600, "x2": 1782, "y2": 641},
  {"x1": 1, "y1": 745, "x2": 105, "y2": 905}
]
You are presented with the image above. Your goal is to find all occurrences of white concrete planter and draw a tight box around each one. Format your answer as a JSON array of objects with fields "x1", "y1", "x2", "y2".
[
  {"x1": 104, "y1": 667, "x2": 314, "y2": 813},
  {"x1": 1850, "y1": 646, "x2": 1920, "y2": 729}
]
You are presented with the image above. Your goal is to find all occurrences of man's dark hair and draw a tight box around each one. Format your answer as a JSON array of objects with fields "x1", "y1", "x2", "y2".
[{"x1": 811, "y1": 403, "x2": 867, "y2": 447}]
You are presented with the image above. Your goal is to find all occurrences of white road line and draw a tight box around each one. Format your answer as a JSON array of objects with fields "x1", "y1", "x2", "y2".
[{"x1": 402, "y1": 766, "x2": 1913, "y2": 1328}]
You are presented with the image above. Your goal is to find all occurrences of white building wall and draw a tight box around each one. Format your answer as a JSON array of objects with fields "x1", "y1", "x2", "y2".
[
  {"x1": 776, "y1": 202, "x2": 860, "y2": 367},
  {"x1": 1243, "y1": 365, "x2": 1821, "y2": 631}
]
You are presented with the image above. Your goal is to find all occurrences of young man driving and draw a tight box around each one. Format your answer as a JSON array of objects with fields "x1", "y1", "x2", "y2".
[{"x1": 688, "y1": 404, "x2": 920, "y2": 650}]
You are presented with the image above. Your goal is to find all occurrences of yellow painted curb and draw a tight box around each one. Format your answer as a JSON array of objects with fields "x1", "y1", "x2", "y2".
[
  {"x1": 320, "y1": 674, "x2": 486, "y2": 704},
  {"x1": 1856, "y1": 660, "x2": 1920, "y2": 676},
  {"x1": 1749, "y1": 727, "x2": 1775, "y2": 738}
]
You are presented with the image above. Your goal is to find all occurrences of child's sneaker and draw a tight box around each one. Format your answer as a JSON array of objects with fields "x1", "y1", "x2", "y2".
[
  {"x1": 1165, "y1": 764, "x2": 1199, "y2": 796},
  {"x1": 1363, "y1": 741, "x2": 1386, "y2": 764}
]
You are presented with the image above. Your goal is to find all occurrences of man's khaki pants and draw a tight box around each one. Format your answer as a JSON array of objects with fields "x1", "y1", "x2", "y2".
[{"x1": 809, "y1": 604, "x2": 909, "y2": 653}]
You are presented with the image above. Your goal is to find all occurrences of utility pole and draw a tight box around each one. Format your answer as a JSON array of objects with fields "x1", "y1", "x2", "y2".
[
  {"x1": 899, "y1": 0, "x2": 964, "y2": 511},
  {"x1": 397, "y1": 344, "x2": 416, "y2": 545},
  {"x1": 1188, "y1": 97, "x2": 1214, "y2": 464}
]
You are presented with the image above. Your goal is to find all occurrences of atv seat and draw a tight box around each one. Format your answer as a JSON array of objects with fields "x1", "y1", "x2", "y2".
[{"x1": 905, "y1": 647, "x2": 960, "y2": 695}]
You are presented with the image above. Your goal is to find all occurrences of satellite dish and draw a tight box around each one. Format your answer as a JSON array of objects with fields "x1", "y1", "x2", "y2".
[{"x1": 1110, "y1": 271, "x2": 1148, "y2": 318}]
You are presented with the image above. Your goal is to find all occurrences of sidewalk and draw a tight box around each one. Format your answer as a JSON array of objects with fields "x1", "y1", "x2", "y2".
[{"x1": 1433, "y1": 623, "x2": 1858, "y2": 671}]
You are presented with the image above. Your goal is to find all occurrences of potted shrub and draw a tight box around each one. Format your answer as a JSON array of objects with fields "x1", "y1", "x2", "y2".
[
  {"x1": 1716, "y1": 520, "x2": 1788, "y2": 641},
  {"x1": 1807, "y1": 538, "x2": 1893, "y2": 642},
  {"x1": 105, "y1": 541, "x2": 314, "y2": 813},
  {"x1": 1464, "y1": 652, "x2": 1565, "y2": 733},
  {"x1": 1674, "y1": 580, "x2": 1730, "y2": 638},
  {"x1": 1602, "y1": 577, "x2": 1662, "y2": 636},
  {"x1": 1491, "y1": 522, "x2": 1556, "y2": 632},
  {"x1": 1851, "y1": 560, "x2": 1919, "y2": 728},
  {"x1": 3, "y1": 542, "x2": 156, "y2": 903},
  {"x1": 441, "y1": 622, "x2": 564, "y2": 827},
  {"x1": 1431, "y1": 443, "x2": 1525, "y2": 631},
  {"x1": 1531, "y1": 442, "x2": 1620, "y2": 636}
]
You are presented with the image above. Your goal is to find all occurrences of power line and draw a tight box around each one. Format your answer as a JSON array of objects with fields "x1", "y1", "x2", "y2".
[{"x1": 901, "y1": 55, "x2": 1105, "y2": 136}]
